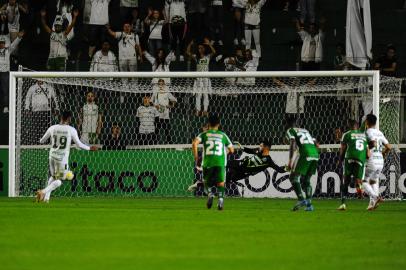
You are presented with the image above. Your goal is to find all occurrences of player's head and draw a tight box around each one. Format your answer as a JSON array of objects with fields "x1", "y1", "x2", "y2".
[
  {"x1": 348, "y1": 119, "x2": 359, "y2": 130},
  {"x1": 86, "y1": 91, "x2": 95, "y2": 103},
  {"x1": 0, "y1": 36, "x2": 5, "y2": 49},
  {"x1": 60, "y1": 111, "x2": 72, "y2": 123},
  {"x1": 365, "y1": 114, "x2": 377, "y2": 128},
  {"x1": 207, "y1": 113, "x2": 220, "y2": 128},
  {"x1": 285, "y1": 115, "x2": 297, "y2": 128},
  {"x1": 259, "y1": 139, "x2": 272, "y2": 152},
  {"x1": 143, "y1": 95, "x2": 151, "y2": 106}
]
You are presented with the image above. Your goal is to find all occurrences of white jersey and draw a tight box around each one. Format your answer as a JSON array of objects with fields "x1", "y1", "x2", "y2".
[
  {"x1": 40, "y1": 124, "x2": 90, "y2": 163},
  {"x1": 115, "y1": 32, "x2": 139, "y2": 60},
  {"x1": 366, "y1": 128, "x2": 389, "y2": 167},
  {"x1": 82, "y1": 103, "x2": 100, "y2": 133},
  {"x1": 136, "y1": 105, "x2": 159, "y2": 134}
]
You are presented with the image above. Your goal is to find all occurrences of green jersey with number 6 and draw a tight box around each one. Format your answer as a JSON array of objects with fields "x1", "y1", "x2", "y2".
[
  {"x1": 341, "y1": 130, "x2": 368, "y2": 162},
  {"x1": 286, "y1": 128, "x2": 319, "y2": 159},
  {"x1": 196, "y1": 129, "x2": 233, "y2": 168}
]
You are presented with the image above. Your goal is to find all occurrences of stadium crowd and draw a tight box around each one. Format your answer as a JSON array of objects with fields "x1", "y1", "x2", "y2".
[{"x1": 0, "y1": 0, "x2": 404, "y2": 147}]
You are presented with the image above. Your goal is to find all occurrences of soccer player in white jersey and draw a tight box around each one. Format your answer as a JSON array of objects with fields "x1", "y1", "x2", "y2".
[
  {"x1": 36, "y1": 111, "x2": 98, "y2": 202},
  {"x1": 363, "y1": 114, "x2": 391, "y2": 210}
]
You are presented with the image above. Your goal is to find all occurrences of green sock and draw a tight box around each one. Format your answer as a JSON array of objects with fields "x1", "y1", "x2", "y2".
[
  {"x1": 217, "y1": 185, "x2": 225, "y2": 199},
  {"x1": 340, "y1": 176, "x2": 351, "y2": 204},
  {"x1": 290, "y1": 174, "x2": 304, "y2": 201},
  {"x1": 303, "y1": 175, "x2": 312, "y2": 201}
]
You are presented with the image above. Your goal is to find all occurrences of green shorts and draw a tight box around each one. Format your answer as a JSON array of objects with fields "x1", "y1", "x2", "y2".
[
  {"x1": 293, "y1": 155, "x2": 318, "y2": 176},
  {"x1": 203, "y1": 166, "x2": 226, "y2": 187},
  {"x1": 344, "y1": 159, "x2": 365, "y2": 180}
]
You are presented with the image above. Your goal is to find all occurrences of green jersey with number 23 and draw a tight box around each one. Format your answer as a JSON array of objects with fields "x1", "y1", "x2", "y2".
[{"x1": 197, "y1": 129, "x2": 233, "y2": 168}]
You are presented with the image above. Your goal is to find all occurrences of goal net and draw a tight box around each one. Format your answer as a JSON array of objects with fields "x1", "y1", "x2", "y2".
[{"x1": 8, "y1": 71, "x2": 404, "y2": 199}]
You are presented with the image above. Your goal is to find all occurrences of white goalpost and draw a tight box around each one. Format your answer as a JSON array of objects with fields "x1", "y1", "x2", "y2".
[{"x1": 8, "y1": 70, "x2": 403, "y2": 199}]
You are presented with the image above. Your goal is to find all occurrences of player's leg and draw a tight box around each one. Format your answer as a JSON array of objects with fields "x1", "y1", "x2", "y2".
[
  {"x1": 290, "y1": 155, "x2": 307, "y2": 210},
  {"x1": 302, "y1": 159, "x2": 318, "y2": 211},
  {"x1": 203, "y1": 167, "x2": 215, "y2": 209},
  {"x1": 338, "y1": 160, "x2": 351, "y2": 210},
  {"x1": 216, "y1": 167, "x2": 226, "y2": 210},
  {"x1": 363, "y1": 166, "x2": 378, "y2": 210},
  {"x1": 43, "y1": 160, "x2": 65, "y2": 202}
]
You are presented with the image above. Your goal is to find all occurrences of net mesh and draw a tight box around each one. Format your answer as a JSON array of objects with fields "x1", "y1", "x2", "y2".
[{"x1": 12, "y1": 72, "x2": 403, "y2": 198}]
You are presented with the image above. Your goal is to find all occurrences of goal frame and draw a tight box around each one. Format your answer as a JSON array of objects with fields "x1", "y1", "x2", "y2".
[{"x1": 8, "y1": 70, "x2": 380, "y2": 197}]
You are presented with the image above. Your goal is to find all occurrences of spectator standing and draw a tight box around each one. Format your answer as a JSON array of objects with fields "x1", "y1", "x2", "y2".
[
  {"x1": 0, "y1": 0, "x2": 28, "y2": 43},
  {"x1": 88, "y1": 0, "x2": 111, "y2": 58},
  {"x1": 208, "y1": 0, "x2": 224, "y2": 46},
  {"x1": 78, "y1": 91, "x2": 103, "y2": 144},
  {"x1": 90, "y1": 41, "x2": 118, "y2": 72},
  {"x1": 187, "y1": 38, "x2": 216, "y2": 116},
  {"x1": 224, "y1": 47, "x2": 245, "y2": 85},
  {"x1": 164, "y1": 0, "x2": 187, "y2": 61},
  {"x1": 53, "y1": 0, "x2": 75, "y2": 41},
  {"x1": 103, "y1": 123, "x2": 127, "y2": 150},
  {"x1": 136, "y1": 96, "x2": 160, "y2": 145},
  {"x1": 144, "y1": 9, "x2": 165, "y2": 55},
  {"x1": 143, "y1": 48, "x2": 176, "y2": 86},
  {"x1": 244, "y1": 0, "x2": 267, "y2": 58},
  {"x1": 151, "y1": 79, "x2": 177, "y2": 143},
  {"x1": 185, "y1": 0, "x2": 208, "y2": 42},
  {"x1": 299, "y1": 0, "x2": 316, "y2": 24},
  {"x1": 296, "y1": 19, "x2": 324, "y2": 71},
  {"x1": 374, "y1": 45, "x2": 397, "y2": 77},
  {"x1": 237, "y1": 49, "x2": 259, "y2": 86},
  {"x1": 24, "y1": 81, "x2": 59, "y2": 144},
  {"x1": 41, "y1": 9, "x2": 78, "y2": 71},
  {"x1": 232, "y1": 0, "x2": 246, "y2": 46},
  {"x1": 106, "y1": 23, "x2": 141, "y2": 72},
  {"x1": 130, "y1": 7, "x2": 143, "y2": 37},
  {"x1": 0, "y1": 31, "x2": 22, "y2": 113}
]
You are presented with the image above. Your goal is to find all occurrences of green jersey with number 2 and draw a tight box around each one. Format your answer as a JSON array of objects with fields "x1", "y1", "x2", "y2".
[
  {"x1": 286, "y1": 128, "x2": 319, "y2": 159},
  {"x1": 342, "y1": 130, "x2": 368, "y2": 162},
  {"x1": 197, "y1": 129, "x2": 233, "y2": 168}
]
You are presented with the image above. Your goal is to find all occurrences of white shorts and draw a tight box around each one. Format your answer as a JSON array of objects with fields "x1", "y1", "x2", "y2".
[
  {"x1": 49, "y1": 158, "x2": 69, "y2": 180},
  {"x1": 365, "y1": 163, "x2": 383, "y2": 182}
]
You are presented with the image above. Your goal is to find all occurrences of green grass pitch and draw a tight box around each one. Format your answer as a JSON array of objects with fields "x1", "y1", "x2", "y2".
[{"x1": 0, "y1": 197, "x2": 405, "y2": 270}]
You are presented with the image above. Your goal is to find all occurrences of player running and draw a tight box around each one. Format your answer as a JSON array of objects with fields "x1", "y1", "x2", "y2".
[
  {"x1": 285, "y1": 116, "x2": 319, "y2": 211},
  {"x1": 338, "y1": 120, "x2": 370, "y2": 211},
  {"x1": 192, "y1": 114, "x2": 234, "y2": 210},
  {"x1": 36, "y1": 111, "x2": 98, "y2": 202},
  {"x1": 363, "y1": 114, "x2": 391, "y2": 210}
]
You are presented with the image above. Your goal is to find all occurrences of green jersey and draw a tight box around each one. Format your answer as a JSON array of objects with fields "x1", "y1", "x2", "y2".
[
  {"x1": 341, "y1": 129, "x2": 368, "y2": 162},
  {"x1": 196, "y1": 129, "x2": 233, "y2": 168},
  {"x1": 286, "y1": 128, "x2": 319, "y2": 159}
]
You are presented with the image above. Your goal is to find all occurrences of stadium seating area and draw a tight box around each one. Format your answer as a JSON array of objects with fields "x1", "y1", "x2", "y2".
[{"x1": 0, "y1": 0, "x2": 405, "y2": 145}]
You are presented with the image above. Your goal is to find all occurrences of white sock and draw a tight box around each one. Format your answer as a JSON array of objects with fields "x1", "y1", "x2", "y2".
[
  {"x1": 372, "y1": 182, "x2": 380, "y2": 197},
  {"x1": 44, "y1": 177, "x2": 54, "y2": 201},
  {"x1": 362, "y1": 182, "x2": 377, "y2": 199},
  {"x1": 42, "y1": 179, "x2": 62, "y2": 199}
]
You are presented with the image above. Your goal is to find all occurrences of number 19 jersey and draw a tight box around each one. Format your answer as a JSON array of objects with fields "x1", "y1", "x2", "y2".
[
  {"x1": 196, "y1": 129, "x2": 233, "y2": 168},
  {"x1": 286, "y1": 128, "x2": 319, "y2": 159},
  {"x1": 40, "y1": 124, "x2": 90, "y2": 163}
]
